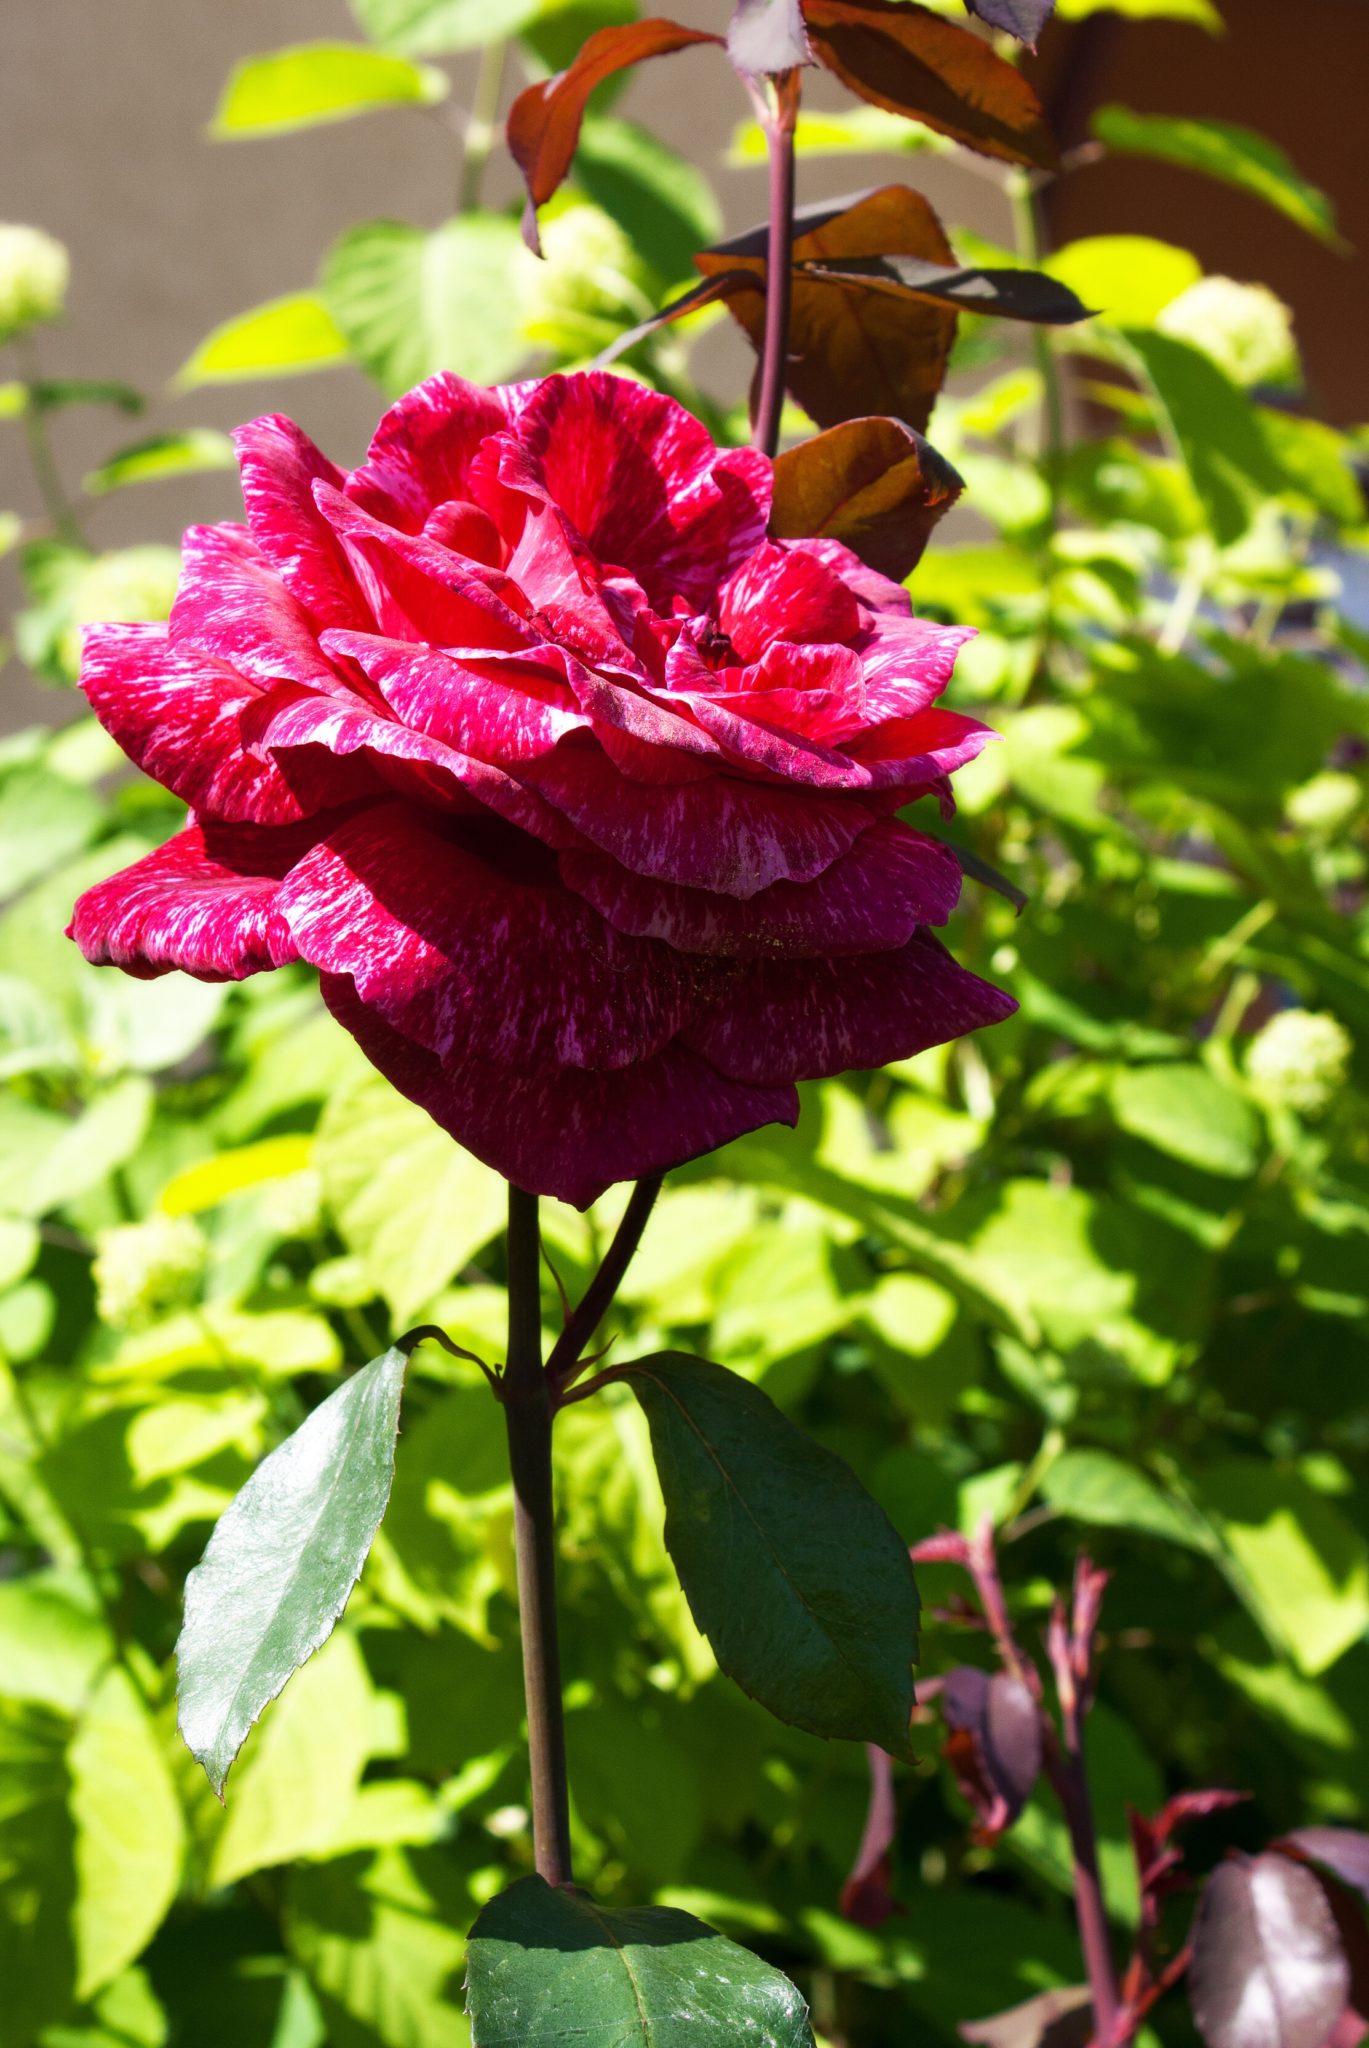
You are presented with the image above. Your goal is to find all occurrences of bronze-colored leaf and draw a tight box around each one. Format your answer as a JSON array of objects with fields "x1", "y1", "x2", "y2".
[
  {"x1": 770, "y1": 414, "x2": 962, "y2": 578},
  {"x1": 695, "y1": 185, "x2": 959, "y2": 433},
  {"x1": 506, "y1": 19, "x2": 722, "y2": 247},
  {"x1": 804, "y1": 0, "x2": 1058, "y2": 170}
]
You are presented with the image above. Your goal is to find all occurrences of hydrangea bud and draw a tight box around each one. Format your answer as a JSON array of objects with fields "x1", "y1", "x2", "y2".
[
  {"x1": 1246, "y1": 1009, "x2": 1352, "y2": 1117},
  {"x1": 93, "y1": 1214, "x2": 207, "y2": 1330},
  {"x1": 0, "y1": 224, "x2": 69, "y2": 343},
  {"x1": 1157, "y1": 276, "x2": 1299, "y2": 390},
  {"x1": 1286, "y1": 770, "x2": 1362, "y2": 838},
  {"x1": 518, "y1": 200, "x2": 652, "y2": 355}
]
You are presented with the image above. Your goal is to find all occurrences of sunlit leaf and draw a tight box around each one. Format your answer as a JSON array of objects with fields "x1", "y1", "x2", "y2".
[
  {"x1": 83, "y1": 431, "x2": 236, "y2": 497},
  {"x1": 466, "y1": 1877, "x2": 814, "y2": 2047},
  {"x1": 1189, "y1": 1853, "x2": 1350, "y2": 2048},
  {"x1": 211, "y1": 43, "x2": 448, "y2": 137},
  {"x1": 177, "y1": 293, "x2": 350, "y2": 387},
  {"x1": 1092, "y1": 106, "x2": 1344, "y2": 249},
  {"x1": 322, "y1": 215, "x2": 528, "y2": 395},
  {"x1": 177, "y1": 1346, "x2": 408, "y2": 1795},
  {"x1": 770, "y1": 414, "x2": 962, "y2": 577},
  {"x1": 804, "y1": 0, "x2": 1057, "y2": 169}
]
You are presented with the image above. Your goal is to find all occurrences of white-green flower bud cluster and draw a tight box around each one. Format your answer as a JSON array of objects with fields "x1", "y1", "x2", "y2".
[
  {"x1": 1286, "y1": 770, "x2": 1362, "y2": 837},
  {"x1": 1246, "y1": 1008, "x2": 1352, "y2": 1117},
  {"x1": 259, "y1": 1168, "x2": 324, "y2": 1240},
  {"x1": 518, "y1": 200, "x2": 653, "y2": 357},
  {"x1": 1157, "y1": 275, "x2": 1299, "y2": 391},
  {"x1": 93, "y1": 1214, "x2": 207, "y2": 1330},
  {"x1": 0, "y1": 224, "x2": 69, "y2": 343}
]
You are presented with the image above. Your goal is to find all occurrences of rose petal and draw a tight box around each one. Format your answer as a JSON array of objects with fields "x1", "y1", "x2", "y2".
[
  {"x1": 282, "y1": 802, "x2": 709, "y2": 1070},
  {"x1": 686, "y1": 928, "x2": 1016, "y2": 1082},
  {"x1": 67, "y1": 818, "x2": 318, "y2": 980},
  {"x1": 232, "y1": 415, "x2": 366, "y2": 630},
  {"x1": 241, "y1": 680, "x2": 577, "y2": 845},
  {"x1": 80, "y1": 622, "x2": 313, "y2": 826},
  {"x1": 843, "y1": 707, "x2": 998, "y2": 789},
  {"x1": 718, "y1": 540, "x2": 860, "y2": 661},
  {"x1": 322, "y1": 632, "x2": 582, "y2": 765},
  {"x1": 322, "y1": 971, "x2": 798, "y2": 1209},
  {"x1": 562, "y1": 818, "x2": 962, "y2": 957},
  {"x1": 170, "y1": 522, "x2": 339, "y2": 690},
  {"x1": 345, "y1": 371, "x2": 525, "y2": 533},
  {"x1": 497, "y1": 371, "x2": 771, "y2": 612},
  {"x1": 527, "y1": 741, "x2": 886, "y2": 896},
  {"x1": 312, "y1": 481, "x2": 535, "y2": 651}
]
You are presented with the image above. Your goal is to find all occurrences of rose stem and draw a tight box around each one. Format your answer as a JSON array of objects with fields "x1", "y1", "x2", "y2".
[
  {"x1": 546, "y1": 1172, "x2": 664, "y2": 1392},
  {"x1": 502, "y1": 1182, "x2": 574, "y2": 1886},
  {"x1": 1056, "y1": 1748, "x2": 1119, "y2": 2046},
  {"x1": 751, "y1": 67, "x2": 801, "y2": 461}
]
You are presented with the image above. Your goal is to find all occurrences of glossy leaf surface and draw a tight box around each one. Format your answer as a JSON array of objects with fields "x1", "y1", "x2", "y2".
[
  {"x1": 176, "y1": 1345, "x2": 407, "y2": 1795},
  {"x1": 1189, "y1": 1853, "x2": 1350, "y2": 2048},
  {"x1": 465, "y1": 1876, "x2": 814, "y2": 2047},
  {"x1": 625, "y1": 1352, "x2": 919, "y2": 1750},
  {"x1": 805, "y1": 0, "x2": 1057, "y2": 169},
  {"x1": 770, "y1": 414, "x2": 963, "y2": 578}
]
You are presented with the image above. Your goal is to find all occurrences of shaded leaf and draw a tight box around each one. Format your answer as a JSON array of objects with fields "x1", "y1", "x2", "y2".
[
  {"x1": 695, "y1": 185, "x2": 958, "y2": 433},
  {"x1": 1040, "y1": 1448, "x2": 1210, "y2": 1551},
  {"x1": 962, "y1": 0, "x2": 1056, "y2": 50},
  {"x1": 69, "y1": 1669, "x2": 186, "y2": 1999},
  {"x1": 83, "y1": 431, "x2": 236, "y2": 497},
  {"x1": 804, "y1": 0, "x2": 1057, "y2": 170},
  {"x1": 576, "y1": 117, "x2": 723, "y2": 284},
  {"x1": 465, "y1": 1876, "x2": 814, "y2": 2047},
  {"x1": 321, "y1": 215, "x2": 528, "y2": 395},
  {"x1": 1189, "y1": 1853, "x2": 1350, "y2": 2048},
  {"x1": 624, "y1": 1351, "x2": 920, "y2": 1751},
  {"x1": 941, "y1": 1666, "x2": 1043, "y2": 1842},
  {"x1": 1196, "y1": 1459, "x2": 1369, "y2": 1677},
  {"x1": 1281, "y1": 1831, "x2": 1369, "y2": 1906},
  {"x1": 797, "y1": 251, "x2": 1089, "y2": 325},
  {"x1": 770, "y1": 414, "x2": 962, "y2": 577},
  {"x1": 176, "y1": 1345, "x2": 408, "y2": 1795},
  {"x1": 177, "y1": 293, "x2": 350, "y2": 387},
  {"x1": 26, "y1": 379, "x2": 145, "y2": 415},
  {"x1": 728, "y1": 0, "x2": 814, "y2": 75},
  {"x1": 211, "y1": 43, "x2": 448, "y2": 137},
  {"x1": 506, "y1": 19, "x2": 722, "y2": 243},
  {"x1": 1092, "y1": 106, "x2": 1344, "y2": 250},
  {"x1": 960, "y1": 1985, "x2": 1093, "y2": 2048}
]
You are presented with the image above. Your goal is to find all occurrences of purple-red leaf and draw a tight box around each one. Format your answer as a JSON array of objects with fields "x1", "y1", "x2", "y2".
[
  {"x1": 962, "y1": 0, "x2": 1056, "y2": 52},
  {"x1": 841, "y1": 1744, "x2": 902, "y2": 1927},
  {"x1": 728, "y1": 0, "x2": 814, "y2": 75},
  {"x1": 795, "y1": 252, "x2": 1089, "y2": 325},
  {"x1": 960, "y1": 1986, "x2": 1094, "y2": 2048},
  {"x1": 1280, "y1": 1831, "x2": 1369, "y2": 1907},
  {"x1": 941, "y1": 1665, "x2": 1043, "y2": 1843},
  {"x1": 694, "y1": 185, "x2": 959, "y2": 432},
  {"x1": 804, "y1": 0, "x2": 1058, "y2": 170},
  {"x1": 1189, "y1": 1853, "x2": 1351, "y2": 2048},
  {"x1": 507, "y1": 19, "x2": 722, "y2": 245},
  {"x1": 770, "y1": 415, "x2": 962, "y2": 579}
]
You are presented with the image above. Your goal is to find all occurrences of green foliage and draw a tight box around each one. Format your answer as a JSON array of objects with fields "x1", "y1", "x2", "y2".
[
  {"x1": 177, "y1": 1346, "x2": 408, "y2": 1795},
  {"x1": 465, "y1": 1878, "x2": 814, "y2": 2046},
  {"x1": 3, "y1": 7, "x2": 1368, "y2": 2046},
  {"x1": 211, "y1": 45, "x2": 449, "y2": 138}
]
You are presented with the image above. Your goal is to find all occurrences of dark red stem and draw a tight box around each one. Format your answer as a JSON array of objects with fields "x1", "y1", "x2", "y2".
[
  {"x1": 751, "y1": 69, "x2": 800, "y2": 460},
  {"x1": 502, "y1": 1184, "x2": 574, "y2": 1886},
  {"x1": 547, "y1": 1173, "x2": 663, "y2": 1392},
  {"x1": 1050, "y1": 1736, "x2": 1122, "y2": 2046}
]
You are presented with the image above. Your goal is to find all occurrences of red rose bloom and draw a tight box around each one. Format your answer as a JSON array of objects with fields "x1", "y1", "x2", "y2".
[{"x1": 68, "y1": 371, "x2": 1012, "y2": 1206}]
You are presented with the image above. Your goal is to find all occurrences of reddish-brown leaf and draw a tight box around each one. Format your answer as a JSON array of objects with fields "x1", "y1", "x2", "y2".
[
  {"x1": 507, "y1": 19, "x2": 722, "y2": 246},
  {"x1": 770, "y1": 414, "x2": 962, "y2": 578},
  {"x1": 941, "y1": 1665, "x2": 1043, "y2": 1843},
  {"x1": 694, "y1": 185, "x2": 959, "y2": 432},
  {"x1": 840, "y1": 1743, "x2": 902, "y2": 1928},
  {"x1": 803, "y1": 0, "x2": 1058, "y2": 170},
  {"x1": 960, "y1": 1986, "x2": 1094, "y2": 2048}
]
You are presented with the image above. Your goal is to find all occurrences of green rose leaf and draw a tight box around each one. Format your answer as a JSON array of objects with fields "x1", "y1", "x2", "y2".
[
  {"x1": 623, "y1": 1352, "x2": 919, "y2": 1751},
  {"x1": 1091, "y1": 105, "x2": 1344, "y2": 249},
  {"x1": 176, "y1": 1345, "x2": 408, "y2": 1795},
  {"x1": 465, "y1": 1877, "x2": 814, "y2": 2047},
  {"x1": 177, "y1": 293, "x2": 350, "y2": 387}
]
